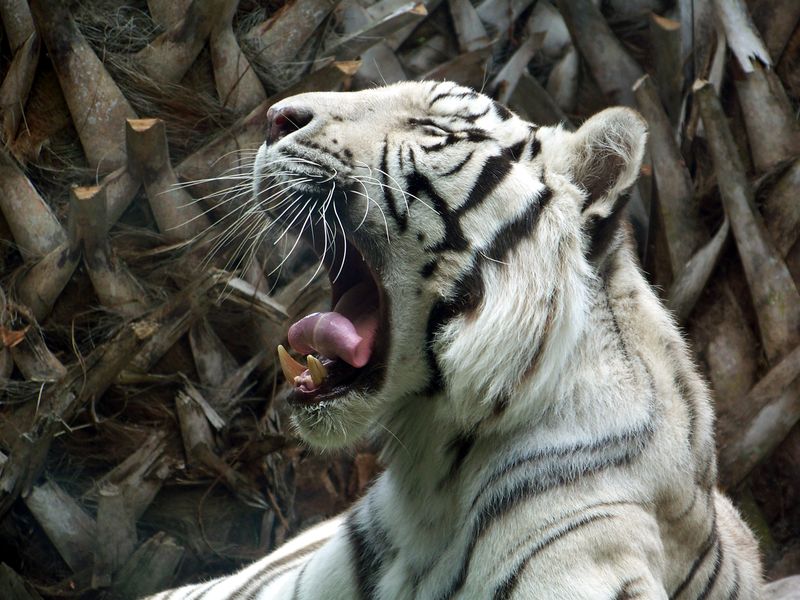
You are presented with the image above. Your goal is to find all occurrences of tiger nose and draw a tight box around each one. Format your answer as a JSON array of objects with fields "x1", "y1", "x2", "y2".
[{"x1": 266, "y1": 105, "x2": 314, "y2": 144}]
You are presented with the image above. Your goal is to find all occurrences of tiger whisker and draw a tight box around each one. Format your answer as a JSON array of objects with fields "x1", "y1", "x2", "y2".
[
  {"x1": 171, "y1": 157, "x2": 315, "y2": 194},
  {"x1": 368, "y1": 166, "x2": 414, "y2": 214},
  {"x1": 222, "y1": 213, "x2": 271, "y2": 274},
  {"x1": 222, "y1": 198, "x2": 295, "y2": 274},
  {"x1": 202, "y1": 186, "x2": 303, "y2": 267},
  {"x1": 355, "y1": 185, "x2": 372, "y2": 231},
  {"x1": 331, "y1": 197, "x2": 348, "y2": 284},
  {"x1": 172, "y1": 183, "x2": 256, "y2": 217},
  {"x1": 206, "y1": 148, "x2": 264, "y2": 171},
  {"x1": 268, "y1": 203, "x2": 314, "y2": 277},
  {"x1": 301, "y1": 186, "x2": 338, "y2": 290},
  {"x1": 272, "y1": 196, "x2": 313, "y2": 245},
  {"x1": 348, "y1": 188, "x2": 391, "y2": 243},
  {"x1": 180, "y1": 178, "x2": 309, "y2": 251},
  {"x1": 351, "y1": 174, "x2": 435, "y2": 214}
]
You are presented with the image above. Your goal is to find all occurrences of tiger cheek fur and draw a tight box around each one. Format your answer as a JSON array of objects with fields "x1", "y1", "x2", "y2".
[{"x1": 148, "y1": 81, "x2": 762, "y2": 599}]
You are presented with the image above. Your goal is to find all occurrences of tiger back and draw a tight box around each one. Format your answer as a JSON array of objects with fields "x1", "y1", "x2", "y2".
[{"x1": 146, "y1": 81, "x2": 763, "y2": 599}]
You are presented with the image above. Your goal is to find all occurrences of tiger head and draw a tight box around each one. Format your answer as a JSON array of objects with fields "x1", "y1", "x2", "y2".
[{"x1": 253, "y1": 81, "x2": 646, "y2": 448}]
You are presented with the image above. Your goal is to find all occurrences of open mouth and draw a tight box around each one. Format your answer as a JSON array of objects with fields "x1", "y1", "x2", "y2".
[{"x1": 276, "y1": 214, "x2": 388, "y2": 406}]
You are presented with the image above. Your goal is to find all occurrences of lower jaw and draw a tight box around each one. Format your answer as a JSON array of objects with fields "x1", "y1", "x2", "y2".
[
  {"x1": 289, "y1": 387, "x2": 346, "y2": 406},
  {"x1": 289, "y1": 394, "x2": 370, "y2": 448}
]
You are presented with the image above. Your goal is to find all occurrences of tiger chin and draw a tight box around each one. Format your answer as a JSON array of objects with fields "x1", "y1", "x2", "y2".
[{"x1": 148, "y1": 81, "x2": 763, "y2": 599}]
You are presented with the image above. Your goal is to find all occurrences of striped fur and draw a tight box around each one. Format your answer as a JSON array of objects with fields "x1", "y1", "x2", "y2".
[{"x1": 146, "y1": 82, "x2": 763, "y2": 599}]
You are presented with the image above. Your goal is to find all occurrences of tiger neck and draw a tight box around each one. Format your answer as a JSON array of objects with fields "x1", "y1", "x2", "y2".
[{"x1": 377, "y1": 244, "x2": 657, "y2": 532}]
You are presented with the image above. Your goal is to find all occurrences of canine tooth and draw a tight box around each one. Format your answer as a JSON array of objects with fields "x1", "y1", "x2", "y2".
[
  {"x1": 307, "y1": 355, "x2": 328, "y2": 386},
  {"x1": 277, "y1": 345, "x2": 305, "y2": 382}
]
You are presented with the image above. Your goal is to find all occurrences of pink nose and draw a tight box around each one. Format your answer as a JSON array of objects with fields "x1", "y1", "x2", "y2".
[{"x1": 266, "y1": 105, "x2": 314, "y2": 144}]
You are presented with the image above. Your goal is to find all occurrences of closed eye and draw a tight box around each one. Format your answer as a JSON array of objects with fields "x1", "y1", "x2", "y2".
[{"x1": 423, "y1": 125, "x2": 450, "y2": 137}]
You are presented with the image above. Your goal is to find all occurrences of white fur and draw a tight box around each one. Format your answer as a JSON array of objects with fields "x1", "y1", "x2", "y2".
[{"x1": 146, "y1": 82, "x2": 762, "y2": 600}]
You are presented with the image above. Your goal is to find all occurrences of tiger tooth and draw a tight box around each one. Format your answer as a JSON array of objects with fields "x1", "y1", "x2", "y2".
[
  {"x1": 277, "y1": 345, "x2": 305, "y2": 382},
  {"x1": 307, "y1": 355, "x2": 328, "y2": 386}
]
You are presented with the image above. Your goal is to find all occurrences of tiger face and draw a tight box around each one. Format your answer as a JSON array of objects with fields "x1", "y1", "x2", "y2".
[{"x1": 253, "y1": 81, "x2": 646, "y2": 448}]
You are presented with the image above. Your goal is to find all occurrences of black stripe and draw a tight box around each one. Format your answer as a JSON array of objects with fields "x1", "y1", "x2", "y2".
[
  {"x1": 421, "y1": 260, "x2": 438, "y2": 278},
  {"x1": 725, "y1": 563, "x2": 740, "y2": 600},
  {"x1": 465, "y1": 128, "x2": 491, "y2": 142},
  {"x1": 451, "y1": 154, "x2": 527, "y2": 240},
  {"x1": 520, "y1": 285, "x2": 560, "y2": 383},
  {"x1": 669, "y1": 527, "x2": 718, "y2": 599},
  {"x1": 429, "y1": 91, "x2": 455, "y2": 107},
  {"x1": 414, "y1": 146, "x2": 517, "y2": 255},
  {"x1": 240, "y1": 561, "x2": 306, "y2": 599},
  {"x1": 696, "y1": 541, "x2": 723, "y2": 600},
  {"x1": 421, "y1": 134, "x2": 460, "y2": 153},
  {"x1": 461, "y1": 105, "x2": 491, "y2": 123},
  {"x1": 406, "y1": 168, "x2": 468, "y2": 255},
  {"x1": 481, "y1": 186, "x2": 553, "y2": 262},
  {"x1": 229, "y1": 536, "x2": 328, "y2": 599},
  {"x1": 420, "y1": 129, "x2": 492, "y2": 151},
  {"x1": 613, "y1": 577, "x2": 646, "y2": 599},
  {"x1": 346, "y1": 508, "x2": 394, "y2": 600},
  {"x1": 672, "y1": 367, "x2": 697, "y2": 450},
  {"x1": 469, "y1": 410, "x2": 654, "y2": 514},
  {"x1": 507, "y1": 140, "x2": 526, "y2": 161},
  {"x1": 696, "y1": 447, "x2": 715, "y2": 491},
  {"x1": 492, "y1": 513, "x2": 617, "y2": 599},
  {"x1": 667, "y1": 345, "x2": 711, "y2": 489},
  {"x1": 429, "y1": 90, "x2": 477, "y2": 107},
  {"x1": 515, "y1": 237, "x2": 566, "y2": 385},
  {"x1": 435, "y1": 467, "x2": 626, "y2": 598},
  {"x1": 439, "y1": 432, "x2": 476, "y2": 487},
  {"x1": 493, "y1": 101, "x2": 513, "y2": 121},
  {"x1": 584, "y1": 193, "x2": 630, "y2": 264},
  {"x1": 191, "y1": 579, "x2": 221, "y2": 600},
  {"x1": 408, "y1": 117, "x2": 457, "y2": 134},
  {"x1": 666, "y1": 486, "x2": 701, "y2": 523},
  {"x1": 602, "y1": 278, "x2": 631, "y2": 361},
  {"x1": 528, "y1": 136, "x2": 541, "y2": 160},
  {"x1": 424, "y1": 297, "x2": 464, "y2": 393},
  {"x1": 379, "y1": 139, "x2": 407, "y2": 232},
  {"x1": 347, "y1": 512, "x2": 377, "y2": 600},
  {"x1": 291, "y1": 561, "x2": 309, "y2": 600},
  {"x1": 441, "y1": 151, "x2": 474, "y2": 177}
]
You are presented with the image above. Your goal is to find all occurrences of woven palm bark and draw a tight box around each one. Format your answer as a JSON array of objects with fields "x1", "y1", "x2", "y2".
[{"x1": 0, "y1": 0, "x2": 798, "y2": 596}]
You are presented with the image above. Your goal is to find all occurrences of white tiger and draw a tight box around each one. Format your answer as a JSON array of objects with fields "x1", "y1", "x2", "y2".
[{"x1": 147, "y1": 81, "x2": 763, "y2": 599}]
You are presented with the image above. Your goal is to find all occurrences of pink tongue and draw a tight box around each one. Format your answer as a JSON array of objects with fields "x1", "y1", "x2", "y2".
[{"x1": 287, "y1": 283, "x2": 378, "y2": 368}]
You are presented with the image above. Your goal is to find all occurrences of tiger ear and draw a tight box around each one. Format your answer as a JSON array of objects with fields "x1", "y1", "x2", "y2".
[{"x1": 565, "y1": 107, "x2": 647, "y2": 211}]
